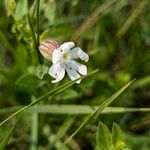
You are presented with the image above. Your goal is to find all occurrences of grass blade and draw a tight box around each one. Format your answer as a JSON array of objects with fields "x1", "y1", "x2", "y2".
[
  {"x1": 0, "y1": 69, "x2": 99, "y2": 127},
  {"x1": 0, "y1": 113, "x2": 23, "y2": 149},
  {"x1": 30, "y1": 98, "x2": 38, "y2": 150},
  {"x1": 72, "y1": 0, "x2": 117, "y2": 41},
  {"x1": 1, "y1": 105, "x2": 150, "y2": 115},
  {"x1": 64, "y1": 79, "x2": 135, "y2": 144},
  {"x1": 117, "y1": 0, "x2": 148, "y2": 38},
  {"x1": 49, "y1": 116, "x2": 75, "y2": 149}
]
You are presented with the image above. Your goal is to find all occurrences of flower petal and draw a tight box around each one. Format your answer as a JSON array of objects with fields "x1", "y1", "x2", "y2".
[
  {"x1": 61, "y1": 42, "x2": 75, "y2": 49},
  {"x1": 70, "y1": 47, "x2": 89, "y2": 62},
  {"x1": 50, "y1": 63, "x2": 65, "y2": 83},
  {"x1": 48, "y1": 63, "x2": 60, "y2": 78},
  {"x1": 52, "y1": 49, "x2": 61, "y2": 64},
  {"x1": 70, "y1": 60, "x2": 87, "y2": 75},
  {"x1": 66, "y1": 65, "x2": 81, "y2": 84},
  {"x1": 60, "y1": 42, "x2": 75, "y2": 53}
]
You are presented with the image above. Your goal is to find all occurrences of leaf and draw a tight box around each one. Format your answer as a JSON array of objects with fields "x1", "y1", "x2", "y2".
[
  {"x1": 96, "y1": 122, "x2": 114, "y2": 150},
  {"x1": 0, "y1": 105, "x2": 150, "y2": 115},
  {"x1": 64, "y1": 79, "x2": 135, "y2": 144},
  {"x1": 0, "y1": 113, "x2": 23, "y2": 149},
  {"x1": 43, "y1": 0, "x2": 56, "y2": 23},
  {"x1": 13, "y1": 0, "x2": 28, "y2": 21},
  {"x1": 112, "y1": 123, "x2": 127, "y2": 149}
]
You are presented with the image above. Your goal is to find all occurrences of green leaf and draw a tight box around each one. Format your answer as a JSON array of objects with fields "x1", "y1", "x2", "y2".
[
  {"x1": 96, "y1": 122, "x2": 114, "y2": 150},
  {"x1": 43, "y1": 0, "x2": 56, "y2": 24},
  {"x1": 0, "y1": 105, "x2": 150, "y2": 115},
  {"x1": 112, "y1": 123, "x2": 127, "y2": 150},
  {"x1": 0, "y1": 113, "x2": 23, "y2": 149},
  {"x1": 64, "y1": 79, "x2": 135, "y2": 144},
  {"x1": 13, "y1": 0, "x2": 28, "y2": 21}
]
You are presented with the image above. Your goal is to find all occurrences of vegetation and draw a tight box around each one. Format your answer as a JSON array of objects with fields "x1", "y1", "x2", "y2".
[{"x1": 0, "y1": 0, "x2": 150, "y2": 149}]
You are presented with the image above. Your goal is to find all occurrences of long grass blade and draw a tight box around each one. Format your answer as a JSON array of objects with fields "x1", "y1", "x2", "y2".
[
  {"x1": 49, "y1": 116, "x2": 75, "y2": 149},
  {"x1": 64, "y1": 79, "x2": 135, "y2": 144},
  {"x1": 0, "y1": 69, "x2": 99, "y2": 127},
  {"x1": 0, "y1": 112, "x2": 23, "y2": 149},
  {"x1": 117, "y1": 0, "x2": 148, "y2": 37},
  {"x1": 72, "y1": 0, "x2": 117, "y2": 42},
  {"x1": 1, "y1": 105, "x2": 150, "y2": 115}
]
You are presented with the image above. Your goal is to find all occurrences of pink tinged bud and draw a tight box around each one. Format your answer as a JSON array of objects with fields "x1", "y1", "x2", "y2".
[{"x1": 39, "y1": 39, "x2": 60, "y2": 60}]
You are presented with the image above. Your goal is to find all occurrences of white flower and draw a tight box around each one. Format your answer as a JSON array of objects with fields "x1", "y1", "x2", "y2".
[{"x1": 49, "y1": 42, "x2": 89, "y2": 83}]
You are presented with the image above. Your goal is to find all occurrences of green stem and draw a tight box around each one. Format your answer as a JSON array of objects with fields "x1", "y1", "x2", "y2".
[
  {"x1": 27, "y1": 11, "x2": 42, "y2": 64},
  {"x1": 37, "y1": 0, "x2": 40, "y2": 45},
  {"x1": 27, "y1": 14, "x2": 37, "y2": 52},
  {"x1": 30, "y1": 97, "x2": 38, "y2": 150},
  {"x1": 36, "y1": 0, "x2": 42, "y2": 64}
]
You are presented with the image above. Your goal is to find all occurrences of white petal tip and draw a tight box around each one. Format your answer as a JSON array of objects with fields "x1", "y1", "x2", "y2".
[
  {"x1": 51, "y1": 80, "x2": 59, "y2": 83},
  {"x1": 85, "y1": 57, "x2": 89, "y2": 62},
  {"x1": 76, "y1": 79, "x2": 81, "y2": 84}
]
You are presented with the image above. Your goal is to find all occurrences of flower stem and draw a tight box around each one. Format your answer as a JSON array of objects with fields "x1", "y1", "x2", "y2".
[
  {"x1": 27, "y1": 1, "x2": 42, "y2": 64},
  {"x1": 36, "y1": 0, "x2": 43, "y2": 64},
  {"x1": 27, "y1": 14, "x2": 37, "y2": 51},
  {"x1": 37, "y1": 0, "x2": 40, "y2": 45}
]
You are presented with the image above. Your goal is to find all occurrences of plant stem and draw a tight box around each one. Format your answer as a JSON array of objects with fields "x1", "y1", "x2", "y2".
[
  {"x1": 30, "y1": 97, "x2": 38, "y2": 150},
  {"x1": 37, "y1": 0, "x2": 40, "y2": 45},
  {"x1": 27, "y1": 2, "x2": 42, "y2": 65},
  {"x1": 27, "y1": 14, "x2": 37, "y2": 52},
  {"x1": 36, "y1": 0, "x2": 42, "y2": 64}
]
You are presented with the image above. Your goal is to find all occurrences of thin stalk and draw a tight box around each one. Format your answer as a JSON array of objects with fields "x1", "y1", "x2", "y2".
[
  {"x1": 30, "y1": 98, "x2": 38, "y2": 150},
  {"x1": 27, "y1": 14, "x2": 37, "y2": 51},
  {"x1": 27, "y1": 12, "x2": 42, "y2": 64},
  {"x1": 37, "y1": 0, "x2": 40, "y2": 45},
  {"x1": 64, "y1": 79, "x2": 135, "y2": 144},
  {"x1": 36, "y1": 0, "x2": 42, "y2": 64}
]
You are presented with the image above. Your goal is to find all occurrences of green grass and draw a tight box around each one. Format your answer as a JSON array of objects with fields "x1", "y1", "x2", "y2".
[{"x1": 0, "y1": 0, "x2": 150, "y2": 149}]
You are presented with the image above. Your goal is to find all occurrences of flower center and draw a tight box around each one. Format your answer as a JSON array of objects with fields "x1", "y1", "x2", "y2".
[{"x1": 62, "y1": 52, "x2": 70, "y2": 62}]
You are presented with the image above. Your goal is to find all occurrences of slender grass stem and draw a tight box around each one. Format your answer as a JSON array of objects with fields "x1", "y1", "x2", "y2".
[
  {"x1": 30, "y1": 98, "x2": 38, "y2": 150},
  {"x1": 37, "y1": 0, "x2": 40, "y2": 45},
  {"x1": 27, "y1": 2, "x2": 42, "y2": 65},
  {"x1": 27, "y1": 14, "x2": 37, "y2": 52},
  {"x1": 36, "y1": 0, "x2": 42, "y2": 64}
]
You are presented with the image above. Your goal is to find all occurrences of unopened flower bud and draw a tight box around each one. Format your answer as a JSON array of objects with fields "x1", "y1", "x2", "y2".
[{"x1": 39, "y1": 39, "x2": 60, "y2": 61}]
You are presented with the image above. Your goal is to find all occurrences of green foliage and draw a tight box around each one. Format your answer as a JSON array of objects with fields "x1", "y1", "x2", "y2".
[
  {"x1": 0, "y1": 0, "x2": 150, "y2": 149},
  {"x1": 96, "y1": 122, "x2": 113, "y2": 150},
  {"x1": 5, "y1": 0, "x2": 16, "y2": 15},
  {"x1": 64, "y1": 80, "x2": 134, "y2": 144},
  {"x1": 13, "y1": 0, "x2": 28, "y2": 21},
  {"x1": 96, "y1": 122, "x2": 131, "y2": 150},
  {"x1": 0, "y1": 113, "x2": 23, "y2": 150}
]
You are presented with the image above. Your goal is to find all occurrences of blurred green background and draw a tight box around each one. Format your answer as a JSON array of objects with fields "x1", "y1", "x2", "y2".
[{"x1": 0, "y1": 0, "x2": 150, "y2": 149}]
